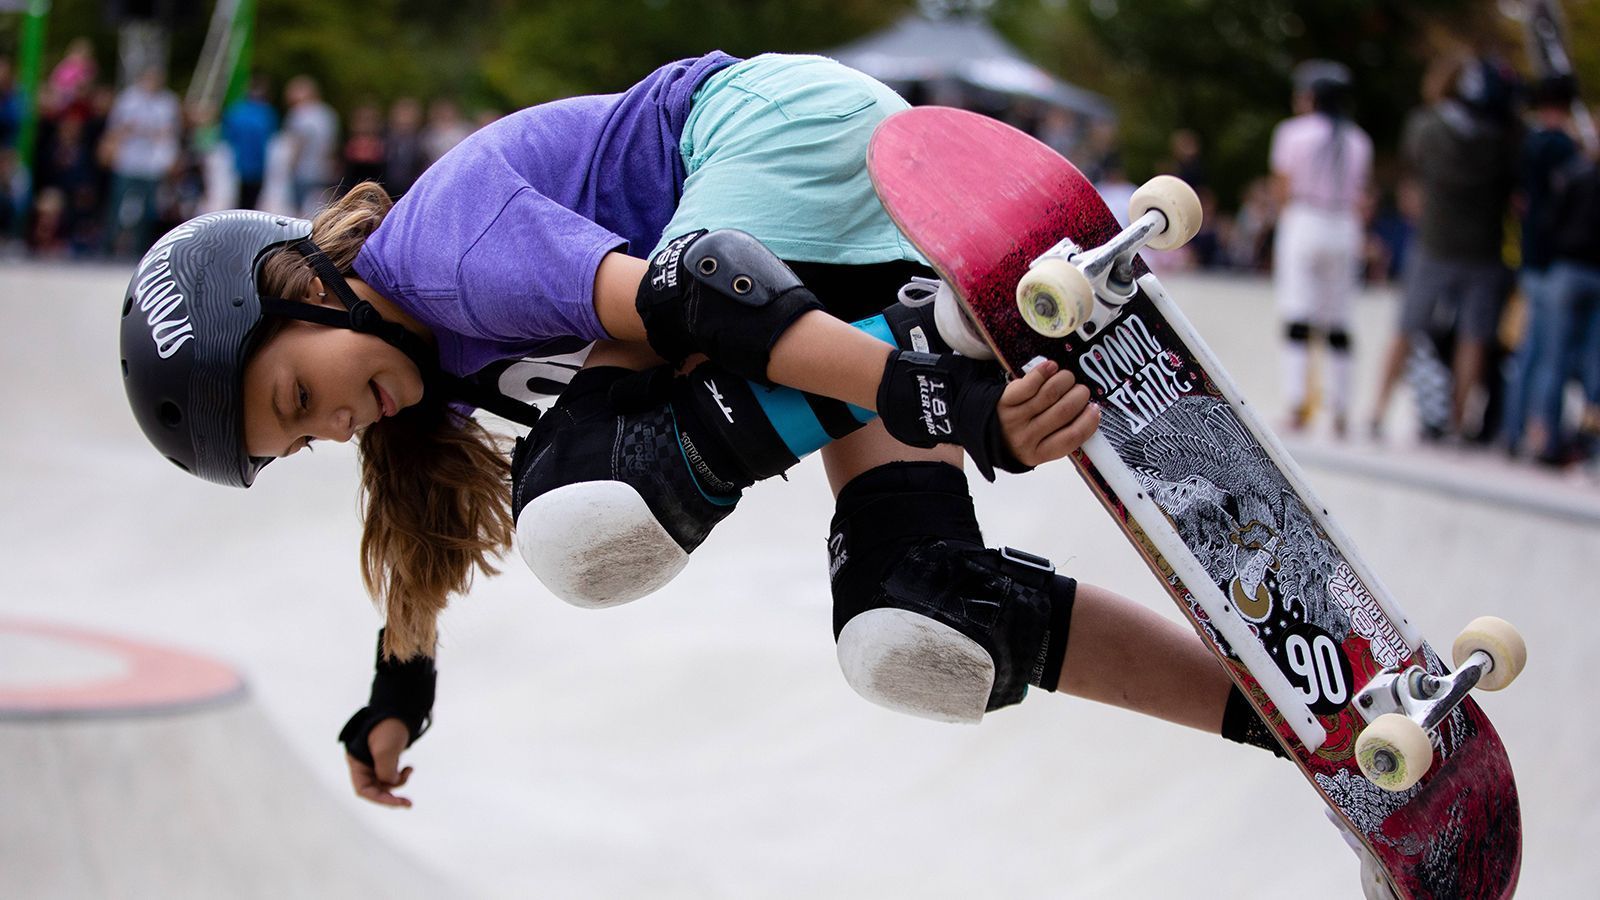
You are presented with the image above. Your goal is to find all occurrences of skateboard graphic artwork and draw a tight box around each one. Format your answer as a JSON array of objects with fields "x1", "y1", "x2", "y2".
[{"x1": 867, "y1": 107, "x2": 1524, "y2": 899}]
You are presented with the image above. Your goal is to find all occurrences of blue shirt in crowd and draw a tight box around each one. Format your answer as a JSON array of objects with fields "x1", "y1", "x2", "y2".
[{"x1": 221, "y1": 97, "x2": 279, "y2": 183}]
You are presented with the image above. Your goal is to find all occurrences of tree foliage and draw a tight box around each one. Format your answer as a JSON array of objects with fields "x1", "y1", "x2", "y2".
[{"x1": 253, "y1": 0, "x2": 915, "y2": 113}]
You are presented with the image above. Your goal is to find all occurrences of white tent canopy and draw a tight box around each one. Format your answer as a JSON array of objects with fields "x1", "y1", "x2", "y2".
[{"x1": 830, "y1": 13, "x2": 1114, "y2": 120}]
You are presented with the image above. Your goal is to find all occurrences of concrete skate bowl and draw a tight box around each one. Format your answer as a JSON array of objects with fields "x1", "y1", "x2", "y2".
[{"x1": 0, "y1": 620, "x2": 456, "y2": 900}]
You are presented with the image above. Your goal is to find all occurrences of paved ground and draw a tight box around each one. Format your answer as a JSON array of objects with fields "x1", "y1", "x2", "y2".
[
  {"x1": 0, "y1": 623, "x2": 455, "y2": 899},
  {"x1": 2, "y1": 261, "x2": 1594, "y2": 898}
]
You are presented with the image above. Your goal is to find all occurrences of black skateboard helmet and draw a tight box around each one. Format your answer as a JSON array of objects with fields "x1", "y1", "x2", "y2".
[
  {"x1": 120, "y1": 209, "x2": 539, "y2": 489},
  {"x1": 120, "y1": 210, "x2": 314, "y2": 488}
]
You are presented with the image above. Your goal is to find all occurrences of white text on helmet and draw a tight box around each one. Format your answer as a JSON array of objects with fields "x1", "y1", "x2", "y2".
[{"x1": 134, "y1": 222, "x2": 200, "y2": 359}]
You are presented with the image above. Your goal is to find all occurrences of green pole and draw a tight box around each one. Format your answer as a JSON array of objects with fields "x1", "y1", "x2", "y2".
[
  {"x1": 15, "y1": 0, "x2": 51, "y2": 173},
  {"x1": 222, "y1": 0, "x2": 256, "y2": 110}
]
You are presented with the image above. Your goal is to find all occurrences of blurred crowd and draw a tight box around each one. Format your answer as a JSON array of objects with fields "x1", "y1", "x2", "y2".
[
  {"x1": 994, "y1": 55, "x2": 1599, "y2": 473},
  {"x1": 0, "y1": 39, "x2": 496, "y2": 262},
  {"x1": 3, "y1": 40, "x2": 1597, "y2": 472}
]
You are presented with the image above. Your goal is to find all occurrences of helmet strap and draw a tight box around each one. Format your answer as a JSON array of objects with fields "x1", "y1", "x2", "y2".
[{"x1": 255, "y1": 239, "x2": 543, "y2": 428}]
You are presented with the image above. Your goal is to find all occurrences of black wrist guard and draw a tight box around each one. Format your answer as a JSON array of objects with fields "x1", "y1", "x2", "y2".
[
  {"x1": 634, "y1": 229, "x2": 823, "y2": 384},
  {"x1": 338, "y1": 629, "x2": 437, "y2": 767},
  {"x1": 875, "y1": 350, "x2": 1031, "y2": 482}
]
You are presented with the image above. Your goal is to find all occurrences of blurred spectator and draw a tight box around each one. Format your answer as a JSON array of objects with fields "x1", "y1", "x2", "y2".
[
  {"x1": 43, "y1": 38, "x2": 96, "y2": 119},
  {"x1": 1270, "y1": 60, "x2": 1372, "y2": 436},
  {"x1": 339, "y1": 102, "x2": 386, "y2": 192},
  {"x1": 283, "y1": 75, "x2": 339, "y2": 217},
  {"x1": 1166, "y1": 128, "x2": 1208, "y2": 194},
  {"x1": 383, "y1": 96, "x2": 426, "y2": 198},
  {"x1": 171, "y1": 100, "x2": 218, "y2": 223},
  {"x1": 33, "y1": 106, "x2": 100, "y2": 254},
  {"x1": 1502, "y1": 75, "x2": 1582, "y2": 459},
  {"x1": 1225, "y1": 177, "x2": 1278, "y2": 271},
  {"x1": 1163, "y1": 128, "x2": 1220, "y2": 267},
  {"x1": 221, "y1": 74, "x2": 279, "y2": 210},
  {"x1": 1077, "y1": 119, "x2": 1119, "y2": 184},
  {"x1": 1035, "y1": 107, "x2": 1082, "y2": 161},
  {"x1": 101, "y1": 66, "x2": 181, "y2": 258},
  {"x1": 1525, "y1": 133, "x2": 1600, "y2": 466},
  {"x1": 1366, "y1": 180, "x2": 1418, "y2": 285},
  {"x1": 1093, "y1": 153, "x2": 1136, "y2": 227},
  {"x1": 422, "y1": 96, "x2": 472, "y2": 165},
  {"x1": 28, "y1": 186, "x2": 67, "y2": 256},
  {"x1": 0, "y1": 56, "x2": 21, "y2": 236},
  {"x1": 1370, "y1": 55, "x2": 1519, "y2": 441}
]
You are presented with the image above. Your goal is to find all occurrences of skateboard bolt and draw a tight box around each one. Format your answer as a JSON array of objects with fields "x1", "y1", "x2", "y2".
[
  {"x1": 1371, "y1": 750, "x2": 1397, "y2": 775},
  {"x1": 1407, "y1": 670, "x2": 1440, "y2": 700},
  {"x1": 1032, "y1": 297, "x2": 1057, "y2": 317}
]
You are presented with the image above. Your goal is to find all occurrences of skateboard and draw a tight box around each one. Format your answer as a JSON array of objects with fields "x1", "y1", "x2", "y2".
[{"x1": 868, "y1": 106, "x2": 1524, "y2": 900}]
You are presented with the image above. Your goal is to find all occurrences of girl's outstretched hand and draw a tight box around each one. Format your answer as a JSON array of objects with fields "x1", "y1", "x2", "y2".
[
  {"x1": 346, "y1": 716, "x2": 414, "y2": 808},
  {"x1": 996, "y1": 358, "x2": 1100, "y2": 468}
]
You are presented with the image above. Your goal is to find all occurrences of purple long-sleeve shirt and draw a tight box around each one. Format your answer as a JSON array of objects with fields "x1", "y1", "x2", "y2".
[{"x1": 353, "y1": 52, "x2": 738, "y2": 377}]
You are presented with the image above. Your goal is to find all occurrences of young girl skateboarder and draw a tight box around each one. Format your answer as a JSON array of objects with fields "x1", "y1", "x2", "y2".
[{"x1": 119, "y1": 51, "x2": 1295, "y2": 860}]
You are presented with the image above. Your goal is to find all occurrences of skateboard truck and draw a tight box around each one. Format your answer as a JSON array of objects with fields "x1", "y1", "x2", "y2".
[
  {"x1": 1352, "y1": 617, "x2": 1526, "y2": 792},
  {"x1": 1014, "y1": 175, "x2": 1204, "y2": 341}
]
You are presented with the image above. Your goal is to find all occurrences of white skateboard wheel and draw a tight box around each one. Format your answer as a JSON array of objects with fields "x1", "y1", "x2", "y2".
[
  {"x1": 1452, "y1": 616, "x2": 1526, "y2": 692},
  {"x1": 932, "y1": 283, "x2": 995, "y2": 360},
  {"x1": 1129, "y1": 175, "x2": 1203, "y2": 251},
  {"x1": 1356, "y1": 713, "x2": 1433, "y2": 792},
  {"x1": 1016, "y1": 257, "x2": 1094, "y2": 338}
]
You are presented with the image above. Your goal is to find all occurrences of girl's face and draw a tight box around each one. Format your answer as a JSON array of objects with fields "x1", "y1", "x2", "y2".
[{"x1": 241, "y1": 282, "x2": 426, "y2": 458}]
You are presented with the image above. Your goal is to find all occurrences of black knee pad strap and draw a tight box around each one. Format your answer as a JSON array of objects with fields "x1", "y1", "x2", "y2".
[
  {"x1": 1286, "y1": 321, "x2": 1313, "y2": 342},
  {"x1": 1327, "y1": 329, "x2": 1352, "y2": 351},
  {"x1": 511, "y1": 367, "x2": 736, "y2": 553},
  {"x1": 829, "y1": 462, "x2": 1076, "y2": 711}
]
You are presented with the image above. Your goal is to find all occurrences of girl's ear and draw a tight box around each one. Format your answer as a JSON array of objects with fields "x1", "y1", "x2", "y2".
[{"x1": 302, "y1": 276, "x2": 340, "y2": 309}]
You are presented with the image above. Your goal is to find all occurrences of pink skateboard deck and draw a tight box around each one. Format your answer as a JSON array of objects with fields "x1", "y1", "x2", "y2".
[{"x1": 869, "y1": 106, "x2": 1520, "y2": 899}]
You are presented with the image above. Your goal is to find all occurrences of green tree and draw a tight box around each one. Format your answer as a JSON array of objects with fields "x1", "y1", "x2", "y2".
[{"x1": 474, "y1": 0, "x2": 913, "y2": 110}]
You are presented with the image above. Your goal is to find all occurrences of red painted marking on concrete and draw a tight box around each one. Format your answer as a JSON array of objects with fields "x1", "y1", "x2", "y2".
[{"x1": 0, "y1": 620, "x2": 244, "y2": 716}]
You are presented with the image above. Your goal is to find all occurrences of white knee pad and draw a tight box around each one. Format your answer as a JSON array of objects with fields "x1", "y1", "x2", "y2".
[
  {"x1": 835, "y1": 608, "x2": 996, "y2": 725},
  {"x1": 515, "y1": 481, "x2": 688, "y2": 609}
]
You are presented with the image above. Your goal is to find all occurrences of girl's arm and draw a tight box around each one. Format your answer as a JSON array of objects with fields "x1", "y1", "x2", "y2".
[
  {"x1": 593, "y1": 248, "x2": 1098, "y2": 472},
  {"x1": 594, "y1": 250, "x2": 887, "y2": 409}
]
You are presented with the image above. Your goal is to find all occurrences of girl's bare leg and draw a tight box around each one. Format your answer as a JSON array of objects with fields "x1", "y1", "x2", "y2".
[{"x1": 1055, "y1": 582, "x2": 1233, "y2": 732}]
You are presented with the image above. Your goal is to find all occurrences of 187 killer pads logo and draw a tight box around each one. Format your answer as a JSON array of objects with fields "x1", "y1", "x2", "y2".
[{"x1": 1077, "y1": 313, "x2": 1190, "y2": 435}]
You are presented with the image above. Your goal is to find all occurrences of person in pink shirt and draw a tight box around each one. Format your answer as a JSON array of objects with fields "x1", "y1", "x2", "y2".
[{"x1": 1270, "y1": 60, "x2": 1372, "y2": 436}]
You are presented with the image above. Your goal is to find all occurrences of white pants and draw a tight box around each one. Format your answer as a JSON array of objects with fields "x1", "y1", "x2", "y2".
[
  {"x1": 1274, "y1": 204, "x2": 1362, "y2": 416},
  {"x1": 1273, "y1": 204, "x2": 1362, "y2": 329}
]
